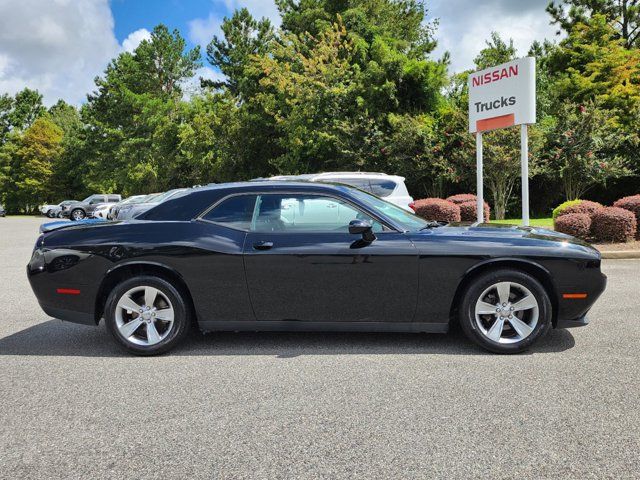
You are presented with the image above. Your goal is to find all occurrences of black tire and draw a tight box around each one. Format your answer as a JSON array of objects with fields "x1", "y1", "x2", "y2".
[
  {"x1": 104, "y1": 275, "x2": 191, "y2": 355},
  {"x1": 70, "y1": 208, "x2": 85, "y2": 221},
  {"x1": 458, "y1": 269, "x2": 552, "y2": 354},
  {"x1": 46, "y1": 209, "x2": 54, "y2": 218}
]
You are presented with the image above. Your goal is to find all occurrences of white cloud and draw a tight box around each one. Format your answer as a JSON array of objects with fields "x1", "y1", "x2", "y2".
[
  {"x1": 122, "y1": 28, "x2": 152, "y2": 53},
  {"x1": 429, "y1": 0, "x2": 560, "y2": 73},
  {"x1": 0, "y1": 0, "x2": 120, "y2": 106},
  {"x1": 188, "y1": 13, "x2": 222, "y2": 48}
]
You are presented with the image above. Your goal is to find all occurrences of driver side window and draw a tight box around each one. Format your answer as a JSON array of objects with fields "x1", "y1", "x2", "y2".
[{"x1": 252, "y1": 194, "x2": 384, "y2": 233}]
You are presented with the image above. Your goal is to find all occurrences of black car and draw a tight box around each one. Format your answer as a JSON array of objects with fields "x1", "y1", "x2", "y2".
[
  {"x1": 61, "y1": 194, "x2": 122, "y2": 221},
  {"x1": 27, "y1": 181, "x2": 606, "y2": 355}
]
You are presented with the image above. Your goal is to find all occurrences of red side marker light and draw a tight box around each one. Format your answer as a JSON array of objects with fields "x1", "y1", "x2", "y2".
[
  {"x1": 57, "y1": 288, "x2": 81, "y2": 295},
  {"x1": 409, "y1": 202, "x2": 416, "y2": 212},
  {"x1": 562, "y1": 293, "x2": 587, "y2": 299}
]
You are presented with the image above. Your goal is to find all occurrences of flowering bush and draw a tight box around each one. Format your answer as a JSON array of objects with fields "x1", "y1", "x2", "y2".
[
  {"x1": 446, "y1": 193, "x2": 477, "y2": 205},
  {"x1": 459, "y1": 200, "x2": 490, "y2": 222},
  {"x1": 552, "y1": 199, "x2": 603, "y2": 220},
  {"x1": 554, "y1": 213, "x2": 591, "y2": 240},
  {"x1": 413, "y1": 198, "x2": 461, "y2": 223},
  {"x1": 613, "y1": 195, "x2": 640, "y2": 236},
  {"x1": 591, "y1": 207, "x2": 637, "y2": 243}
]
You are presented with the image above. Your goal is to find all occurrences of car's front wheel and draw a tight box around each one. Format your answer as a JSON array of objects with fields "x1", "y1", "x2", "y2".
[
  {"x1": 46, "y1": 209, "x2": 54, "y2": 218},
  {"x1": 104, "y1": 276, "x2": 191, "y2": 355},
  {"x1": 70, "y1": 208, "x2": 85, "y2": 221},
  {"x1": 458, "y1": 269, "x2": 552, "y2": 353}
]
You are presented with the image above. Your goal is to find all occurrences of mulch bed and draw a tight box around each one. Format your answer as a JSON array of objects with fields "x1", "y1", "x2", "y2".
[{"x1": 593, "y1": 240, "x2": 640, "y2": 252}]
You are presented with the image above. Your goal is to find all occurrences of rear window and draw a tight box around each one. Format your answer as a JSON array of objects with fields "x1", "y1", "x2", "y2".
[
  {"x1": 324, "y1": 178, "x2": 397, "y2": 198},
  {"x1": 202, "y1": 195, "x2": 257, "y2": 230},
  {"x1": 369, "y1": 179, "x2": 397, "y2": 197}
]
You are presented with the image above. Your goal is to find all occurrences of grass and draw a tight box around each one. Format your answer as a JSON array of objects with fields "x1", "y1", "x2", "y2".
[{"x1": 492, "y1": 217, "x2": 554, "y2": 228}]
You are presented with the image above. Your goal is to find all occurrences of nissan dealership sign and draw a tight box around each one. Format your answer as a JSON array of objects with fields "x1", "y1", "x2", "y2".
[
  {"x1": 468, "y1": 57, "x2": 536, "y2": 133},
  {"x1": 468, "y1": 57, "x2": 536, "y2": 226}
]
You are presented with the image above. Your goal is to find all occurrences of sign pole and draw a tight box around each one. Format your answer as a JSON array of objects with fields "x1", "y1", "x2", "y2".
[
  {"x1": 476, "y1": 132, "x2": 484, "y2": 224},
  {"x1": 521, "y1": 123, "x2": 529, "y2": 226}
]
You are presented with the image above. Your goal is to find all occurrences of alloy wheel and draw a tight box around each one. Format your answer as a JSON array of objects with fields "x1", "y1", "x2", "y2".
[
  {"x1": 474, "y1": 281, "x2": 539, "y2": 344},
  {"x1": 114, "y1": 286, "x2": 175, "y2": 346},
  {"x1": 71, "y1": 210, "x2": 85, "y2": 221}
]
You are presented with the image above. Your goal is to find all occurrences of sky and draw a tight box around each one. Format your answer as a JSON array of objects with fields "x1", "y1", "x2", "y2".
[{"x1": 0, "y1": 0, "x2": 559, "y2": 106}]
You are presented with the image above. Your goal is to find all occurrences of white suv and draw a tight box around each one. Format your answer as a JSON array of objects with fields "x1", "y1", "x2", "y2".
[{"x1": 269, "y1": 172, "x2": 415, "y2": 211}]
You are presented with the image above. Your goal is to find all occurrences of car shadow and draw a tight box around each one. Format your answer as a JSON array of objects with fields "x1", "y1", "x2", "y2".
[{"x1": 0, "y1": 319, "x2": 576, "y2": 358}]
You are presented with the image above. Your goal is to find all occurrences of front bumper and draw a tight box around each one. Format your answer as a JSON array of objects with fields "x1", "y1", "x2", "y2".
[{"x1": 556, "y1": 314, "x2": 589, "y2": 329}]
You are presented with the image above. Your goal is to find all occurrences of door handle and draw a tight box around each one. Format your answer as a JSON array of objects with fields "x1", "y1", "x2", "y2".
[{"x1": 253, "y1": 241, "x2": 274, "y2": 251}]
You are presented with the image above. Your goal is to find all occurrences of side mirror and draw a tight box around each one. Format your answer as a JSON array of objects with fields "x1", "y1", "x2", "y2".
[{"x1": 349, "y1": 219, "x2": 376, "y2": 243}]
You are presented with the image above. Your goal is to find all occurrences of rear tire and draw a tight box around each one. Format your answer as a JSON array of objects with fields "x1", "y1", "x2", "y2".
[
  {"x1": 104, "y1": 275, "x2": 191, "y2": 355},
  {"x1": 458, "y1": 269, "x2": 552, "y2": 354}
]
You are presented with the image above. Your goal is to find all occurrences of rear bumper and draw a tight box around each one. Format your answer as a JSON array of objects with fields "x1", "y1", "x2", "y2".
[{"x1": 40, "y1": 303, "x2": 97, "y2": 326}]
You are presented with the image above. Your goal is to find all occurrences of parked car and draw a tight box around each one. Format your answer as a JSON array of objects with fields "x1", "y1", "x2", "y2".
[
  {"x1": 107, "y1": 194, "x2": 151, "y2": 220},
  {"x1": 92, "y1": 203, "x2": 112, "y2": 220},
  {"x1": 268, "y1": 172, "x2": 415, "y2": 211},
  {"x1": 115, "y1": 189, "x2": 189, "y2": 220},
  {"x1": 61, "y1": 194, "x2": 121, "y2": 221},
  {"x1": 40, "y1": 200, "x2": 78, "y2": 218},
  {"x1": 28, "y1": 181, "x2": 606, "y2": 356},
  {"x1": 0, "y1": 204, "x2": 5, "y2": 217}
]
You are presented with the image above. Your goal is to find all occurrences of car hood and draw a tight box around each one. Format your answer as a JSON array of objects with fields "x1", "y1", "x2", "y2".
[{"x1": 415, "y1": 222, "x2": 599, "y2": 257}]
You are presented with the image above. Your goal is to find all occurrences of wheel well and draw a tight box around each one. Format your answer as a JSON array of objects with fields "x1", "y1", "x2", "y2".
[
  {"x1": 94, "y1": 263, "x2": 196, "y2": 324},
  {"x1": 448, "y1": 260, "x2": 558, "y2": 327}
]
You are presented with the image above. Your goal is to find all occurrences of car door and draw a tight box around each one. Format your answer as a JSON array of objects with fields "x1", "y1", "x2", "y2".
[{"x1": 242, "y1": 192, "x2": 419, "y2": 323}]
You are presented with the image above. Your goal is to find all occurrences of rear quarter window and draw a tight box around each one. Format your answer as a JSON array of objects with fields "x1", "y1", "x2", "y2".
[{"x1": 202, "y1": 195, "x2": 257, "y2": 230}]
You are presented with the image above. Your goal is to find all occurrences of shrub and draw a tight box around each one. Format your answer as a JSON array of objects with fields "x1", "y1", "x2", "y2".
[
  {"x1": 413, "y1": 198, "x2": 461, "y2": 223},
  {"x1": 613, "y1": 195, "x2": 640, "y2": 231},
  {"x1": 591, "y1": 207, "x2": 637, "y2": 243},
  {"x1": 446, "y1": 193, "x2": 478, "y2": 205},
  {"x1": 554, "y1": 213, "x2": 591, "y2": 240},
  {"x1": 552, "y1": 199, "x2": 603, "y2": 220},
  {"x1": 459, "y1": 200, "x2": 490, "y2": 222},
  {"x1": 561, "y1": 200, "x2": 603, "y2": 218}
]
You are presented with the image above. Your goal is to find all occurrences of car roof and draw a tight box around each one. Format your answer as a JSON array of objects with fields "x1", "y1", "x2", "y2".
[
  {"x1": 268, "y1": 172, "x2": 405, "y2": 181},
  {"x1": 137, "y1": 181, "x2": 359, "y2": 221}
]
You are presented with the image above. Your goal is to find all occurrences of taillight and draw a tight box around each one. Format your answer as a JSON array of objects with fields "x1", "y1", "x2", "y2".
[{"x1": 408, "y1": 202, "x2": 416, "y2": 212}]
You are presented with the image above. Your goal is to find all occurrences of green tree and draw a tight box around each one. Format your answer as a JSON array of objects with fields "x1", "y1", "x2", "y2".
[
  {"x1": 82, "y1": 25, "x2": 201, "y2": 195},
  {"x1": 543, "y1": 101, "x2": 629, "y2": 199},
  {"x1": 547, "y1": 0, "x2": 640, "y2": 48},
  {"x1": 205, "y1": 8, "x2": 275, "y2": 97},
  {"x1": 1, "y1": 117, "x2": 63, "y2": 212},
  {"x1": 548, "y1": 14, "x2": 640, "y2": 124}
]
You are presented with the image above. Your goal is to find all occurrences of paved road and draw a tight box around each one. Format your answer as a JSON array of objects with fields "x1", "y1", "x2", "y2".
[{"x1": 1, "y1": 217, "x2": 639, "y2": 479}]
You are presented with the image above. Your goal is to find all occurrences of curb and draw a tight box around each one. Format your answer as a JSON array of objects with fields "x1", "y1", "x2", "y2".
[{"x1": 599, "y1": 250, "x2": 640, "y2": 259}]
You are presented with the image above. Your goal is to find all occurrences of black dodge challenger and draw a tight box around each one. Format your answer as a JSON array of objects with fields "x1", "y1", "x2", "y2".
[{"x1": 27, "y1": 181, "x2": 607, "y2": 355}]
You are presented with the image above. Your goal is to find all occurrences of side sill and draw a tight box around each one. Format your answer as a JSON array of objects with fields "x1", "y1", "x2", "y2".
[
  {"x1": 41, "y1": 304, "x2": 97, "y2": 326},
  {"x1": 198, "y1": 321, "x2": 449, "y2": 334}
]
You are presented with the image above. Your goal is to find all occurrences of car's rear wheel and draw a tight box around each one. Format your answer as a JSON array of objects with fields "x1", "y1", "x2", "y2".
[
  {"x1": 70, "y1": 208, "x2": 85, "y2": 221},
  {"x1": 105, "y1": 276, "x2": 191, "y2": 355},
  {"x1": 458, "y1": 269, "x2": 552, "y2": 353}
]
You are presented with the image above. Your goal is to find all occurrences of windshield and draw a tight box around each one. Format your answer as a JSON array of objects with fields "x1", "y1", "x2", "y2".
[{"x1": 348, "y1": 188, "x2": 431, "y2": 231}]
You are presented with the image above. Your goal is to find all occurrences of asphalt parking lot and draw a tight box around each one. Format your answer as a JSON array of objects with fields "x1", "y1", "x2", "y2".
[{"x1": 1, "y1": 217, "x2": 639, "y2": 479}]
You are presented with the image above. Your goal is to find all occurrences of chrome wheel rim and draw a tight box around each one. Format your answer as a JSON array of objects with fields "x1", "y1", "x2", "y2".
[
  {"x1": 71, "y1": 210, "x2": 84, "y2": 220},
  {"x1": 115, "y1": 286, "x2": 175, "y2": 346},
  {"x1": 474, "y1": 281, "x2": 539, "y2": 344}
]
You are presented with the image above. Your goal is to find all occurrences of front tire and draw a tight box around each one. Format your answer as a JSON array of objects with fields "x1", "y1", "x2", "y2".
[
  {"x1": 458, "y1": 269, "x2": 552, "y2": 354},
  {"x1": 104, "y1": 276, "x2": 191, "y2": 355},
  {"x1": 70, "y1": 208, "x2": 85, "y2": 221}
]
